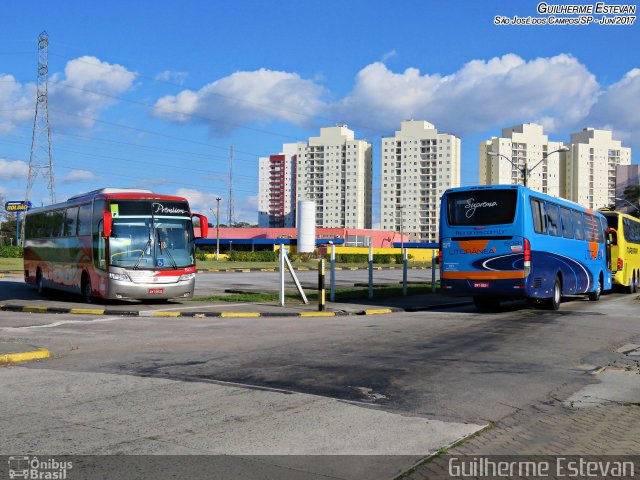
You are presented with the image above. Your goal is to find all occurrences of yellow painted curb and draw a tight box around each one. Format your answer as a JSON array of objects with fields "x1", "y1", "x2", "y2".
[
  {"x1": 260, "y1": 268, "x2": 275, "y2": 272},
  {"x1": 70, "y1": 308, "x2": 105, "y2": 315},
  {"x1": 240, "y1": 269, "x2": 251, "y2": 273},
  {"x1": 0, "y1": 273, "x2": 4, "y2": 278},
  {"x1": 23, "y1": 306, "x2": 48, "y2": 313},
  {"x1": 297, "y1": 267, "x2": 310, "y2": 271},
  {"x1": 363, "y1": 308, "x2": 393, "y2": 315},
  {"x1": 299, "y1": 311, "x2": 336, "y2": 317},
  {"x1": 221, "y1": 312, "x2": 261, "y2": 318},
  {"x1": 0, "y1": 348, "x2": 51, "y2": 365},
  {"x1": 152, "y1": 311, "x2": 182, "y2": 317}
]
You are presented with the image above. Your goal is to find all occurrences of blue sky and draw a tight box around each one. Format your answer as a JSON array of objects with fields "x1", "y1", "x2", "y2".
[{"x1": 1, "y1": 0, "x2": 639, "y2": 224}]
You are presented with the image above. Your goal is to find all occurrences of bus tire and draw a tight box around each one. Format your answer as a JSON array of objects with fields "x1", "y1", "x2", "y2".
[
  {"x1": 36, "y1": 269, "x2": 45, "y2": 296},
  {"x1": 545, "y1": 277, "x2": 562, "y2": 310},
  {"x1": 82, "y1": 275, "x2": 93, "y2": 304},
  {"x1": 473, "y1": 296, "x2": 500, "y2": 311},
  {"x1": 588, "y1": 274, "x2": 602, "y2": 302},
  {"x1": 627, "y1": 272, "x2": 637, "y2": 294}
]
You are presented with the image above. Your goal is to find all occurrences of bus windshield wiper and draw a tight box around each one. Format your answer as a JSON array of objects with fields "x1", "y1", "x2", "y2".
[
  {"x1": 133, "y1": 236, "x2": 152, "y2": 270},
  {"x1": 157, "y1": 230, "x2": 178, "y2": 269}
]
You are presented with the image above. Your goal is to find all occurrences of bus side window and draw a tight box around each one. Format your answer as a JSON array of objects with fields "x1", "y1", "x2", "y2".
[
  {"x1": 78, "y1": 204, "x2": 92, "y2": 236},
  {"x1": 573, "y1": 210, "x2": 585, "y2": 241},
  {"x1": 64, "y1": 207, "x2": 79, "y2": 237},
  {"x1": 530, "y1": 198, "x2": 547, "y2": 234},
  {"x1": 561, "y1": 207, "x2": 574, "y2": 239},
  {"x1": 546, "y1": 203, "x2": 561, "y2": 237}
]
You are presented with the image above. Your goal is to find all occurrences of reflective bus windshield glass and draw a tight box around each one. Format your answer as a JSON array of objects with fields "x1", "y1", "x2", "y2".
[
  {"x1": 108, "y1": 200, "x2": 194, "y2": 268},
  {"x1": 447, "y1": 189, "x2": 518, "y2": 226}
]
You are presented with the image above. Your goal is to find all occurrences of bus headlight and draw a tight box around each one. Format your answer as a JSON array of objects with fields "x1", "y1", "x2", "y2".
[
  {"x1": 109, "y1": 272, "x2": 131, "y2": 282},
  {"x1": 178, "y1": 273, "x2": 196, "y2": 282}
]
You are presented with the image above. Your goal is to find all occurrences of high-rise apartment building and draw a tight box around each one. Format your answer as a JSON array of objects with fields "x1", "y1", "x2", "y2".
[
  {"x1": 565, "y1": 128, "x2": 631, "y2": 210},
  {"x1": 479, "y1": 123, "x2": 564, "y2": 197},
  {"x1": 380, "y1": 120, "x2": 460, "y2": 243},
  {"x1": 480, "y1": 124, "x2": 632, "y2": 210},
  {"x1": 296, "y1": 125, "x2": 372, "y2": 228},
  {"x1": 258, "y1": 143, "x2": 297, "y2": 228}
]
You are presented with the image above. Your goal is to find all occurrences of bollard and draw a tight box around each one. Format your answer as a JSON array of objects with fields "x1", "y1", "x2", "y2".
[
  {"x1": 318, "y1": 258, "x2": 326, "y2": 311},
  {"x1": 368, "y1": 243, "x2": 374, "y2": 300},
  {"x1": 432, "y1": 248, "x2": 437, "y2": 293},
  {"x1": 279, "y1": 246, "x2": 286, "y2": 306},
  {"x1": 402, "y1": 247, "x2": 408, "y2": 296},
  {"x1": 330, "y1": 243, "x2": 336, "y2": 302}
]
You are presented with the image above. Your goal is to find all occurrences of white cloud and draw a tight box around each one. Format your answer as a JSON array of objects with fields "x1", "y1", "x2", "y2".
[
  {"x1": 0, "y1": 159, "x2": 28, "y2": 181},
  {"x1": 174, "y1": 188, "x2": 223, "y2": 214},
  {"x1": 155, "y1": 70, "x2": 188, "y2": 85},
  {"x1": 153, "y1": 68, "x2": 327, "y2": 134},
  {"x1": 587, "y1": 68, "x2": 640, "y2": 143},
  {"x1": 59, "y1": 169, "x2": 100, "y2": 184},
  {"x1": 0, "y1": 75, "x2": 33, "y2": 133},
  {"x1": 380, "y1": 50, "x2": 397, "y2": 62},
  {"x1": 0, "y1": 56, "x2": 136, "y2": 133},
  {"x1": 333, "y1": 54, "x2": 599, "y2": 136}
]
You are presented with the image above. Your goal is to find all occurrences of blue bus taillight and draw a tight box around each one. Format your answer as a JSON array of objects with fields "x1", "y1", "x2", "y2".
[{"x1": 524, "y1": 238, "x2": 531, "y2": 277}]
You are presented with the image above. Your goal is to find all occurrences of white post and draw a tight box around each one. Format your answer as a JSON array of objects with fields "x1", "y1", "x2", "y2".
[
  {"x1": 402, "y1": 247, "x2": 408, "y2": 296},
  {"x1": 368, "y1": 241, "x2": 374, "y2": 300},
  {"x1": 432, "y1": 248, "x2": 437, "y2": 293},
  {"x1": 279, "y1": 245, "x2": 285, "y2": 306},
  {"x1": 330, "y1": 243, "x2": 336, "y2": 302}
]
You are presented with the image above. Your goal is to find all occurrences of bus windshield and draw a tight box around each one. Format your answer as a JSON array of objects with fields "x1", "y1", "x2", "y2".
[
  {"x1": 110, "y1": 217, "x2": 195, "y2": 268},
  {"x1": 447, "y1": 189, "x2": 518, "y2": 226}
]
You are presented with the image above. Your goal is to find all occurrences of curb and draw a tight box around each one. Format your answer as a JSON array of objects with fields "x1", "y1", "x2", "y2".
[
  {"x1": 0, "y1": 303, "x2": 408, "y2": 318},
  {"x1": 0, "y1": 348, "x2": 51, "y2": 366}
]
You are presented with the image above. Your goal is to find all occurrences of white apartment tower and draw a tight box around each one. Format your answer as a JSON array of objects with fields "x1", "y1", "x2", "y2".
[
  {"x1": 296, "y1": 125, "x2": 372, "y2": 228},
  {"x1": 479, "y1": 123, "x2": 564, "y2": 197},
  {"x1": 258, "y1": 143, "x2": 297, "y2": 227},
  {"x1": 381, "y1": 120, "x2": 461, "y2": 243},
  {"x1": 565, "y1": 128, "x2": 631, "y2": 210}
]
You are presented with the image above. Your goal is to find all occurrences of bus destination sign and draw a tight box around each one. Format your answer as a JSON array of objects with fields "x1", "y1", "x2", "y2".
[{"x1": 5, "y1": 201, "x2": 32, "y2": 212}]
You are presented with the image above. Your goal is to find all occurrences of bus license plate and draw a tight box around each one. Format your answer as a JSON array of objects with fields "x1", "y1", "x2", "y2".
[
  {"x1": 148, "y1": 288, "x2": 164, "y2": 294},
  {"x1": 473, "y1": 282, "x2": 490, "y2": 288}
]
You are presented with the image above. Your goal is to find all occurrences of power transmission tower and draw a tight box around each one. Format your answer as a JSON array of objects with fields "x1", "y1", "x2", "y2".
[
  {"x1": 25, "y1": 31, "x2": 56, "y2": 208},
  {"x1": 227, "y1": 145, "x2": 234, "y2": 226}
]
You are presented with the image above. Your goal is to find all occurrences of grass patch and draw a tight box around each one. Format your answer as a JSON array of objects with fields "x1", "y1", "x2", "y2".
[
  {"x1": 0, "y1": 258, "x2": 22, "y2": 270},
  {"x1": 196, "y1": 260, "x2": 432, "y2": 270},
  {"x1": 191, "y1": 283, "x2": 438, "y2": 303}
]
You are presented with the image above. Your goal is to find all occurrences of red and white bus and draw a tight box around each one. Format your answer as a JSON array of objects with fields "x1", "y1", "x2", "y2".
[{"x1": 23, "y1": 188, "x2": 208, "y2": 302}]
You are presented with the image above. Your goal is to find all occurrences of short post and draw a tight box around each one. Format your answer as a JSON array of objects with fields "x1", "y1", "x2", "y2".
[
  {"x1": 15, "y1": 212, "x2": 20, "y2": 248},
  {"x1": 329, "y1": 243, "x2": 336, "y2": 302},
  {"x1": 431, "y1": 248, "x2": 437, "y2": 293},
  {"x1": 402, "y1": 247, "x2": 408, "y2": 296},
  {"x1": 318, "y1": 258, "x2": 326, "y2": 311},
  {"x1": 279, "y1": 246, "x2": 285, "y2": 307},
  {"x1": 368, "y1": 242, "x2": 374, "y2": 300}
]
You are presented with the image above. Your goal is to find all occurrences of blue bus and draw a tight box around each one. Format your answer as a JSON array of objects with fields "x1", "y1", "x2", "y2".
[{"x1": 439, "y1": 185, "x2": 612, "y2": 310}]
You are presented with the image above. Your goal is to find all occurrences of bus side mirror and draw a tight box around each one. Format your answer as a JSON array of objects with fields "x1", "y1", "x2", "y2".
[
  {"x1": 192, "y1": 214, "x2": 208, "y2": 239},
  {"x1": 103, "y1": 212, "x2": 113, "y2": 238},
  {"x1": 607, "y1": 228, "x2": 618, "y2": 246}
]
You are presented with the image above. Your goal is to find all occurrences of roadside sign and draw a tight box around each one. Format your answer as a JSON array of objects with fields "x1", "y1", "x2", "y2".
[{"x1": 4, "y1": 201, "x2": 32, "y2": 212}]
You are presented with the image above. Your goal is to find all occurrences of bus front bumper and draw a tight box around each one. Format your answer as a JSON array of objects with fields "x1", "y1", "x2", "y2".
[{"x1": 106, "y1": 278, "x2": 195, "y2": 300}]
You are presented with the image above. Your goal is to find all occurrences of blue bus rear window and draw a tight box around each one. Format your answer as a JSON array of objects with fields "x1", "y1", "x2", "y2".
[{"x1": 447, "y1": 190, "x2": 517, "y2": 226}]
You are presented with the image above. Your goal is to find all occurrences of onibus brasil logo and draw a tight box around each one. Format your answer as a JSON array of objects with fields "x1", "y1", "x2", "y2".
[{"x1": 8, "y1": 456, "x2": 72, "y2": 479}]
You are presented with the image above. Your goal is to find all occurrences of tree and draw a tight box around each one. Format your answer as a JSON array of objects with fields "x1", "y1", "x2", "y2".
[{"x1": 623, "y1": 184, "x2": 640, "y2": 218}]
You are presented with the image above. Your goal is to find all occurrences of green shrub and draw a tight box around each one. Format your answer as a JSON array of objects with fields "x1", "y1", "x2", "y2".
[
  {"x1": 0, "y1": 246, "x2": 22, "y2": 258},
  {"x1": 227, "y1": 250, "x2": 278, "y2": 262},
  {"x1": 196, "y1": 250, "x2": 208, "y2": 262}
]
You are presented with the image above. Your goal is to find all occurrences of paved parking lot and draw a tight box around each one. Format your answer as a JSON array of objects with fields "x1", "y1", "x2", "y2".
[{"x1": 1, "y1": 272, "x2": 640, "y2": 479}]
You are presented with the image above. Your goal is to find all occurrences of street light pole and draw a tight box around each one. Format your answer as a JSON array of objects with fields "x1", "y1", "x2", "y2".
[
  {"x1": 397, "y1": 204, "x2": 404, "y2": 249},
  {"x1": 488, "y1": 146, "x2": 569, "y2": 188},
  {"x1": 615, "y1": 197, "x2": 640, "y2": 215},
  {"x1": 215, "y1": 197, "x2": 221, "y2": 261}
]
